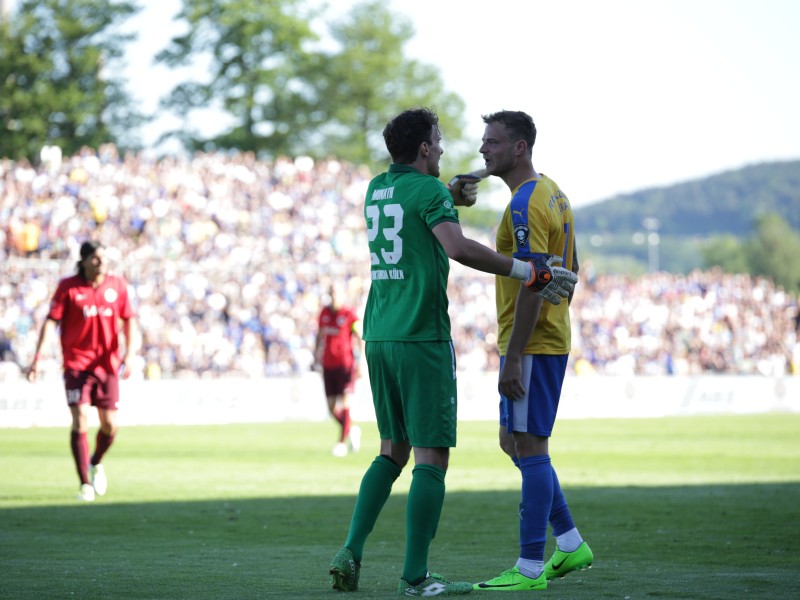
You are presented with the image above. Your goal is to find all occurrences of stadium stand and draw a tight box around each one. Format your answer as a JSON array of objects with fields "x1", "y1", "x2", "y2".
[{"x1": 1, "y1": 146, "x2": 798, "y2": 381}]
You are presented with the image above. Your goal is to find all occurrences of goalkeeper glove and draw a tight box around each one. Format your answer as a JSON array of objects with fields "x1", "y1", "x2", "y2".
[
  {"x1": 447, "y1": 173, "x2": 482, "y2": 206},
  {"x1": 524, "y1": 254, "x2": 578, "y2": 305}
]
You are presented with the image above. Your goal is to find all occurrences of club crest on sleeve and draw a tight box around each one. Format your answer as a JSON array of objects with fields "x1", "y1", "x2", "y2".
[{"x1": 514, "y1": 223, "x2": 530, "y2": 249}]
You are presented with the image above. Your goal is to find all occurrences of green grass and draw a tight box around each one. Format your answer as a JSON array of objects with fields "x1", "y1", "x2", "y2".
[{"x1": 1, "y1": 414, "x2": 799, "y2": 599}]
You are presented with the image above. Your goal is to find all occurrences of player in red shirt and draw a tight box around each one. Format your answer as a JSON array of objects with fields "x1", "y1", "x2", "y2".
[
  {"x1": 27, "y1": 241, "x2": 138, "y2": 501},
  {"x1": 314, "y1": 283, "x2": 362, "y2": 457}
]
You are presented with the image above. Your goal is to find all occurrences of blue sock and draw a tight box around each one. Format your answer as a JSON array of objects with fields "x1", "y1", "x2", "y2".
[
  {"x1": 549, "y1": 465, "x2": 576, "y2": 537},
  {"x1": 518, "y1": 454, "x2": 553, "y2": 561}
]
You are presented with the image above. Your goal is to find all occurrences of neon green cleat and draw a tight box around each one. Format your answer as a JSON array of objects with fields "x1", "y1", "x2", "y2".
[
  {"x1": 398, "y1": 573, "x2": 473, "y2": 596},
  {"x1": 544, "y1": 541, "x2": 593, "y2": 580},
  {"x1": 330, "y1": 547, "x2": 360, "y2": 592},
  {"x1": 473, "y1": 566, "x2": 546, "y2": 591}
]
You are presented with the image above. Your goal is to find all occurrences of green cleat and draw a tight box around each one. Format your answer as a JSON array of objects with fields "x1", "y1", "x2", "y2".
[
  {"x1": 330, "y1": 547, "x2": 360, "y2": 592},
  {"x1": 544, "y1": 541, "x2": 593, "y2": 580},
  {"x1": 398, "y1": 573, "x2": 473, "y2": 596},
  {"x1": 473, "y1": 566, "x2": 546, "y2": 591}
]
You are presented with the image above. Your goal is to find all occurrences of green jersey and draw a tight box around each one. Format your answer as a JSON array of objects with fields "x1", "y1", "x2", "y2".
[{"x1": 363, "y1": 164, "x2": 459, "y2": 342}]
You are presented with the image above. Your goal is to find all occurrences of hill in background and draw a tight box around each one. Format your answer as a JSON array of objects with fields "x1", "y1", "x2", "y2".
[{"x1": 572, "y1": 159, "x2": 800, "y2": 274}]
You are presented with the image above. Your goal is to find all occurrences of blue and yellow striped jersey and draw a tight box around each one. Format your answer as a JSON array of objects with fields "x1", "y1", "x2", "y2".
[{"x1": 495, "y1": 174, "x2": 575, "y2": 355}]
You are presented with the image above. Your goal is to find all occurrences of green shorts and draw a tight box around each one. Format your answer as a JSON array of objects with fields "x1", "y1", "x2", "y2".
[{"x1": 365, "y1": 340, "x2": 458, "y2": 448}]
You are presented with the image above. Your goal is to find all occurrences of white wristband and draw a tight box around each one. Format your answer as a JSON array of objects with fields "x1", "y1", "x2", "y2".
[{"x1": 509, "y1": 258, "x2": 532, "y2": 281}]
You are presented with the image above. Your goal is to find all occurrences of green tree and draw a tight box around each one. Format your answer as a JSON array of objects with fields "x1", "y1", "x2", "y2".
[
  {"x1": 317, "y1": 1, "x2": 471, "y2": 172},
  {"x1": 156, "y1": 0, "x2": 473, "y2": 170},
  {"x1": 746, "y1": 213, "x2": 800, "y2": 293},
  {"x1": 0, "y1": 0, "x2": 142, "y2": 162},
  {"x1": 155, "y1": 0, "x2": 323, "y2": 155},
  {"x1": 702, "y1": 235, "x2": 750, "y2": 274}
]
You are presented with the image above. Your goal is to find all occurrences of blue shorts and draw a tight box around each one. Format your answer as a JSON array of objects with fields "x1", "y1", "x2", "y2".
[{"x1": 499, "y1": 354, "x2": 568, "y2": 437}]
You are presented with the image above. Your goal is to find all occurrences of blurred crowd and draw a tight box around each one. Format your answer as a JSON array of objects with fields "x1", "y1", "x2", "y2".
[{"x1": 1, "y1": 146, "x2": 798, "y2": 382}]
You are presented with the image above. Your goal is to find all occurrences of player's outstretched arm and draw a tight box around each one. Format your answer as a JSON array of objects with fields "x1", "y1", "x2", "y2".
[
  {"x1": 432, "y1": 225, "x2": 577, "y2": 306},
  {"x1": 433, "y1": 221, "x2": 515, "y2": 274}
]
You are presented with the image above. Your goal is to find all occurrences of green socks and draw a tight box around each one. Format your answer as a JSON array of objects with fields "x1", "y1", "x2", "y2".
[
  {"x1": 345, "y1": 455, "x2": 402, "y2": 561},
  {"x1": 403, "y1": 464, "x2": 446, "y2": 584},
  {"x1": 342, "y1": 457, "x2": 447, "y2": 585}
]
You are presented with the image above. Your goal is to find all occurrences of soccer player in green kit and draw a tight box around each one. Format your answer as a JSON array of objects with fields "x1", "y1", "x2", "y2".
[{"x1": 329, "y1": 108, "x2": 577, "y2": 596}]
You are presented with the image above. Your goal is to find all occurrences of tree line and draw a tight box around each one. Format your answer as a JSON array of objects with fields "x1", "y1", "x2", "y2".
[
  {"x1": 0, "y1": 0, "x2": 472, "y2": 172},
  {"x1": 571, "y1": 160, "x2": 800, "y2": 292}
]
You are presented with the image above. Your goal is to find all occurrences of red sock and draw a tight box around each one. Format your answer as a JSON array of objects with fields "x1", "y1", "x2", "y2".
[
  {"x1": 91, "y1": 431, "x2": 115, "y2": 466},
  {"x1": 71, "y1": 431, "x2": 90, "y2": 485},
  {"x1": 340, "y1": 407, "x2": 351, "y2": 442}
]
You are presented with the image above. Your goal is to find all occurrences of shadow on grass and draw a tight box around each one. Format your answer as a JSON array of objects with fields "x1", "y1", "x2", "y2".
[{"x1": 2, "y1": 483, "x2": 799, "y2": 600}]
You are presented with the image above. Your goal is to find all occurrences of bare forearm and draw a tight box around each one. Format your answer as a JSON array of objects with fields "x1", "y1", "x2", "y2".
[
  {"x1": 505, "y1": 286, "x2": 543, "y2": 359},
  {"x1": 27, "y1": 319, "x2": 56, "y2": 381},
  {"x1": 448, "y1": 237, "x2": 513, "y2": 276},
  {"x1": 33, "y1": 319, "x2": 56, "y2": 359},
  {"x1": 122, "y1": 319, "x2": 139, "y2": 359}
]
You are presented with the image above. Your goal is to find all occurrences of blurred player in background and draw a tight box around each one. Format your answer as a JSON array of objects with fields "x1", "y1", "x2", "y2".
[
  {"x1": 329, "y1": 107, "x2": 576, "y2": 596},
  {"x1": 473, "y1": 111, "x2": 592, "y2": 592},
  {"x1": 314, "y1": 283, "x2": 362, "y2": 457},
  {"x1": 27, "y1": 241, "x2": 137, "y2": 502}
]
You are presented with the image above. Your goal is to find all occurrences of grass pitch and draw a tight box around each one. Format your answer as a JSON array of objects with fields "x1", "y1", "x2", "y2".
[{"x1": 1, "y1": 414, "x2": 799, "y2": 599}]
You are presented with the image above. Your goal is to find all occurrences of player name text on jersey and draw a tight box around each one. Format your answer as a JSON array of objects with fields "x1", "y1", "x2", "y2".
[
  {"x1": 371, "y1": 187, "x2": 395, "y2": 200},
  {"x1": 371, "y1": 268, "x2": 406, "y2": 280}
]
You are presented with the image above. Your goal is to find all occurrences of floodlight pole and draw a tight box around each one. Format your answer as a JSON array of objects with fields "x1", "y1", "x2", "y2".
[{"x1": 643, "y1": 217, "x2": 660, "y2": 272}]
